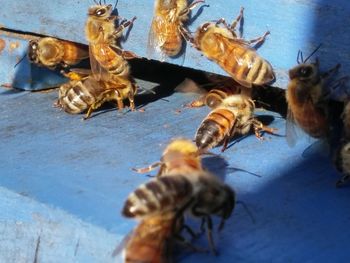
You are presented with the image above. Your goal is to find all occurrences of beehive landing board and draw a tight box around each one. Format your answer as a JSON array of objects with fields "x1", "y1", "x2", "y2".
[
  {"x1": 0, "y1": 76, "x2": 350, "y2": 262},
  {"x1": 1, "y1": 0, "x2": 350, "y2": 89}
]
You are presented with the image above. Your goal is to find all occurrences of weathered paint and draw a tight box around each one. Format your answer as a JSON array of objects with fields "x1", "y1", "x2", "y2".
[
  {"x1": 0, "y1": 0, "x2": 349, "y2": 89},
  {"x1": 0, "y1": 77, "x2": 350, "y2": 262}
]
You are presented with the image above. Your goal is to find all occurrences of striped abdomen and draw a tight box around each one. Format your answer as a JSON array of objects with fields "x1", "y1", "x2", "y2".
[
  {"x1": 195, "y1": 108, "x2": 236, "y2": 150},
  {"x1": 221, "y1": 43, "x2": 274, "y2": 87},
  {"x1": 122, "y1": 175, "x2": 193, "y2": 218},
  {"x1": 58, "y1": 77, "x2": 104, "y2": 114},
  {"x1": 62, "y1": 41, "x2": 89, "y2": 66},
  {"x1": 206, "y1": 85, "x2": 241, "y2": 109},
  {"x1": 91, "y1": 44, "x2": 130, "y2": 77}
]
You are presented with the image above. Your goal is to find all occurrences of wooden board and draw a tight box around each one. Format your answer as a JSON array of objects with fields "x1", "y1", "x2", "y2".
[{"x1": 1, "y1": 0, "x2": 350, "y2": 89}]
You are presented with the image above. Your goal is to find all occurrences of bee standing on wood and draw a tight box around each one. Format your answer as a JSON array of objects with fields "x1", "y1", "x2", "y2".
[
  {"x1": 57, "y1": 70, "x2": 132, "y2": 119},
  {"x1": 28, "y1": 37, "x2": 89, "y2": 69},
  {"x1": 84, "y1": 2, "x2": 138, "y2": 117},
  {"x1": 190, "y1": 7, "x2": 275, "y2": 90},
  {"x1": 148, "y1": 0, "x2": 205, "y2": 63},
  {"x1": 195, "y1": 95, "x2": 276, "y2": 152}
]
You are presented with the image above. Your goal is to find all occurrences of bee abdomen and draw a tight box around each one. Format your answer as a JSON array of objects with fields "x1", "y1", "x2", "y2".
[
  {"x1": 122, "y1": 175, "x2": 193, "y2": 218},
  {"x1": 224, "y1": 47, "x2": 274, "y2": 86},
  {"x1": 206, "y1": 87, "x2": 239, "y2": 108},
  {"x1": 196, "y1": 109, "x2": 236, "y2": 149},
  {"x1": 59, "y1": 83, "x2": 95, "y2": 114}
]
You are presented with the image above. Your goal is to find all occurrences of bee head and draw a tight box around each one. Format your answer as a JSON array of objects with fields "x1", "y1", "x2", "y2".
[
  {"x1": 28, "y1": 40, "x2": 39, "y2": 63},
  {"x1": 288, "y1": 63, "x2": 319, "y2": 82},
  {"x1": 163, "y1": 138, "x2": 199, "y2": 159},
  {"x1": 195, "y1": 183, "x2": 235, "y2": 220},
  {"x1": 88, "y1": 4, "x2": 113, "y2": 18}
]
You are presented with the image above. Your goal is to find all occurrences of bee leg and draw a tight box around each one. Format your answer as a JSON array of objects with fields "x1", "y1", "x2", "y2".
[
  {"x1": 205, "y1": 216, "x2": 218, "y2": 255},
  {"x1": 247, "y1": 31, "x2": 270, "y2": 48},
  {"x1": 128, "y1": 89, "x2": 135, "y2": 111},
  {"x1": 215, "y1": 18, "x2": 229, "y2": 28},
  {"x1": 84, "y1": 106, "x2": 95, "y2": 120},
  {"x1": 221, "y1": 137, "x2": 230, "y2": 152},
  {"x1": 251, "y1": 119, "x2": 277, "y2": 140},
  {"x1": 179, "y1": 25, "x2": 194, "y2": 45},
  {"x1": 116, "y1": 97, "x2": 124, "y2": 111},
  {"x1": 131, "y1": 161, "x2": 162, "y2": 173},
  {"x1": 113, "y1": 16, "x2": 137, "y2": 37},
  {"x1": 178, "y1": 0, "x2": 206, "y2": 17},
  {"x1": 230, "y1": 6, "x2": 244, "y2": 32},
  {"x1": 187, "y1": 0, "x2": 206, "y2": 11},
  {"x1": 221, "y1": 121, "x2": 239, "y2": 152},
  {"x1": 336, "y1": 174, "x2": 350, "y2": 188}
]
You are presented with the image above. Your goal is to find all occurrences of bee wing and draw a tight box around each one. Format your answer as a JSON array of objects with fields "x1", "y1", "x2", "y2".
[
  {"x1": 286, "y1": 108, "x2": 298, "y2": 147},
  {"x1": 147, "y1": 16, "x2": 168, "y2": 62},
  {"x1": 175, "y1": 78, "x2": 207, "y2": 95},
  {"x1": 117, "y1": 219, "x2": 172, "y2": 262},
  {"x1": 88, "y1": 44, "x2": 111, "y2": 82},
  {"x1": 147, "y1": 16, "x2": 186, "y2": 65}
]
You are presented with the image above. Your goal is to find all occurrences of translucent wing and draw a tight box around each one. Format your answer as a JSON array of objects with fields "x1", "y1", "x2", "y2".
[
  {"x1": 119, "y1": 217, "x2": 174, "y2": 263},
  {"x1": 88, "y1": 44, "x2": 111, "y2": 82},
  {"x1": 174, "y1": 78, "x2": 207, "y2": 95},
  {"x1": 286, "y1": 108, "x2": 298, "y2": 147},
  {"x1": 147, "y1": 15, "x2": 185, "y2": 65},
  {"x1": 147, "y1": 16, "x2": 167, "y2": 61}
]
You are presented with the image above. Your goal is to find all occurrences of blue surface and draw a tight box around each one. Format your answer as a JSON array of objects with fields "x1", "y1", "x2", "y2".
[
  {"x1": 1, "y1": 78, "x2": 350, "y2": 262},
  {"x1": 1, "y1": 0, "x2": 350, "y2": 89}
]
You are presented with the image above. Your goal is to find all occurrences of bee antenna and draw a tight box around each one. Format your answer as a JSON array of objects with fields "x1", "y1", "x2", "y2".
[
  {"x1": 304, "y1": 43, "x2": 322, "y2": 63},
  {"x1": 297, "y1": 50, "x2": 301, "y2": 64},
  {"x1": 114, "y1": 0, "x2": 119, "y2": 9},
  {"x1": 14, "y1": 53, "x2": 27, "y2": 68},
  {"x1": 93, "y1": 0, "x2": 98, "y2": 4}
]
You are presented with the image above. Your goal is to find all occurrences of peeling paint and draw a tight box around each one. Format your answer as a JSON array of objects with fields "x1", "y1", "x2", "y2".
[
  {"x1": 0, "y1": 38, "x2": 5, "y2": 53},
  {"x1": 9, "y1": 41, "x2": 19, "y2": 53}
]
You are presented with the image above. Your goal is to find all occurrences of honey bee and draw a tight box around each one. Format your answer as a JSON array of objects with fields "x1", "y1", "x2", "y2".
[
  {"x1": 191, "y1": 7, "x2": 275, "y2": 88},
  {"x1": 28, "y1": 37, "x2": 89, "y2": 69},
  {"x1": 195, "y1": 94, "x2": 276, "y2": 152},
  {"x1": 121, "y1": 212, "x2": 179, "y2": 263},
  {"x1": 124, "y1": 139, "x2": 235, "y2": 254},
  {"x1": 285, "y1": 45, "x2": 340, "y2": 146},
  {"x1": 132, "y1": 138, "x2": 203, "y2": 176},
  {"x1": 85, "y1": 3, "x2": 138, "y2": 110},
  {"x1": 176, "y1": 78, "x2": 242, "y2": 108},
  {"x1": 148, "y1": 0, "x2": 205, "y2": 62},
  {"x1": 57, "y1": 74, "x2": 134, "y2": 119}
]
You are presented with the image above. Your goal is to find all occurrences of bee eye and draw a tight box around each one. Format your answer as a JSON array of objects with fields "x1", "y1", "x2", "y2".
[
  {"x1": 299, "y1": 67, "x2": 312, "y2": 77},
  {"x1": 96, "y1": 9, "x2": 106, "y2": 16},
  {"x1": 201, "y1": 23, "x2": 210, "y2": 32}
]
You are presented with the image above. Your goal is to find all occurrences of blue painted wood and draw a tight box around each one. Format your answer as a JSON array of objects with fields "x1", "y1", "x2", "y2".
[
  {"x1": 0, "y1": 187, "x2": 121, "y2": 263},
  {"x1": 0, "y1": 0, "x2": 350, "y2": 89},
  {"x1": 0, "y1": 79, "x2": 349, "y2": 262},
  {"x1": 0, "y1": 32, "x2": 69, "y2": 90}
]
